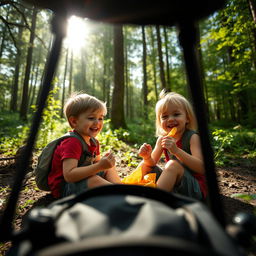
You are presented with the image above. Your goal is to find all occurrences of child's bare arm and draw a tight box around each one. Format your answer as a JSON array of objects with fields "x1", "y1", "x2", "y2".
[
  {"x1": 95, "y1": 153, "x2": 122, "y2": 183},
  {"x1": 138, "y1": 137, "x2": 163, "y2": 167},
  {"x1": 63, "y1": 152, "x2": 115, "y2": 183},
  {"x1": 151, "y1": 137, "x2": 164, "y2": 164},
  {"x1": 138, "y1": 143, "x2": 155, "y2": 167},
  {"x1": 163, "y1": 134, "x2": 204, "y2": 174},
  {"x1": 104, "y1": 167, "x2": 122, "y2": 183}
]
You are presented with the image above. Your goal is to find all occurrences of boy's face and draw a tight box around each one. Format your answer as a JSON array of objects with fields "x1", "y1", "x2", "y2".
[{"x1": 70, "y1": 109, "x2": 104, "y2": 138}]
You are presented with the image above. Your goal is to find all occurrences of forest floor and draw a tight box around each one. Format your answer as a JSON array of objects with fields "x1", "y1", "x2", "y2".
[{"x1": 0, "y1": 151, "x2": 255, "y2": 255}]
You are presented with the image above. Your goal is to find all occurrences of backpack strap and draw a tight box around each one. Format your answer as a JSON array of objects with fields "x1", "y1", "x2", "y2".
[
  {"x1": 66, "y1": 131, "x2": 98, "y2": 167},
  {"x1": 62, "y1": 131, "x2": 85, "y2": 150}
]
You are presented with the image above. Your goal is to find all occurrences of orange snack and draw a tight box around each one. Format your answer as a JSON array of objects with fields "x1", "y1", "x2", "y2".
[
  {"x1": 122, "y1": 167, "x2": 142, "y2": 184},
  {"x1": 122, "y1": 166, "x2": 156, "y2": 187},
  {"x1": 167, "y1": 127, "x2": 177, "y2": 137}
]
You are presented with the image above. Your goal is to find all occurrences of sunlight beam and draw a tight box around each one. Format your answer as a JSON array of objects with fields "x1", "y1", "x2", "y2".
[{"x1": 65, "y1": 16, "x2": 90, "y2": 53}]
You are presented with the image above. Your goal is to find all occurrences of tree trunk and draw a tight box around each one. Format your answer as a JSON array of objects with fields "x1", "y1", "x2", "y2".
[
  {"x1": 150, "y1": 27, "x2": 158, "y2": 100},
  {"x1": 61, "y1": 48, "x2": 69, "y2": 118},
  {"x1": 124, "y1": 27, "x2": 129, "y2": 118},
  {"x1": 247, "y1": 0, "x2": 256, "y2": 69},
  {"x1": 142, "y1": 26, "x2": 148, "y2": 119},
  {"x1": 0, "y1": 8, "x2": 11, "y2": 60},
  {"x1": 20, "y1": 7, "x2": 37, "y2": 120},
  {"x1": 68, "y1": 49, "x2": 73, "y2": 96},
  {"x1": 30, "y1": 61, "x2": 39, "y2": 107},
  {"x1": 248, "y1": 0, "x2": 256, "y2": 23},
  {"x1": 81, "y1": 48, "x2": 87, "y2": 92},
  {"x1": 30, "y1": 45, "x2": 42, "y2": 106},
  {"x1": 156, "y1": 25, "x2": 166, "y2": 90},
  {"x1": 92, "y1": 54, "x2": 96, "y2": 95},
  {"x1": 36, "y1": 34, "x2": 53, "y2": 106},
  {"x1": 102, "y1": 29, "x2": 108, "y2": 101},
  {"x1": 10, "y1": 23, "x2": 23, "y2": 112},
  {"x1": 111, "y1": 25, "x2": 126, "y2": 129},
  {"x1": 197, "y1": 25, "x2": 209, "y2": 121},
  {"x1": 163, "y1": 27, "x2": 171, "y2": 91},
  {"x1": 0, "y1": 27, "x2": 7, "y2": 61}
]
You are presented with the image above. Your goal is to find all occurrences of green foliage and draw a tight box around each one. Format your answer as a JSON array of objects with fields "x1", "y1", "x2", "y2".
[
  {"x1": 200, "y1": 0, "x2": 256, "y2": 126},
  {"x1": 231, "y1": 193, "x2": 256, "y2": 201},
  {"x1": 0, "y1": 112, "x2": 29, "y2": 155},
  {"x1": 98, "y1": 119, "x2": 141, "y2": 167},
  {"x1": 32, "y1": 88, "x2": 69, "y2": 150},
  {"x1": 0, "y1": 88, "x2": 68, "y2": 155},
  {"x1": 231, "y1": 193, "x2": 256, "y2": 214},
  {"x1": 211, "y1": 126, "x2": 256, "y2": 166},
  {"x1": 98, "y1": 120, "x2": 129, "y2": 152},
  {"x1": 122, "y1": 151, "x2": 138, "y2": 167},
  {"x1": 126, "y1": 119, "x2": 157, "y2": 146},
  {"x1": 17, "y1": 199, "x2": 36, "y2": 212},
  {"x1": 212, "y1": 129, "x2": 234, "y2": 165}
]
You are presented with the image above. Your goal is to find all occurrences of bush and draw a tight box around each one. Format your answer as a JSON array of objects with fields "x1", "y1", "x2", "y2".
[
  {"x1": 0, "y1": 112, "x2": 29, "y2": 155},
  {"x1": 210, "y1": 125, "x2": 256, "y2": 166}
]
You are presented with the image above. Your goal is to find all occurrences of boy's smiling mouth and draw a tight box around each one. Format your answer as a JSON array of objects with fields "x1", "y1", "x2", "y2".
[{"x1": 90, "y1": 127, "x2": 99, "y2": 132}]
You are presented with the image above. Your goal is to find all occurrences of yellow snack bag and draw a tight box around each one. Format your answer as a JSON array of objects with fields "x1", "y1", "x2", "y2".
[
  {"x1": 141, "y1": 173, "x2": 157, "y2": 187},
  {"x1": 122, "y1": 166, "x2": 156, "y2": 187},
  {"x1": 168, "y1": 127, "x2": 177, "y2": 137},
  {"x1": 122, "y1": 166, "x2": 142, "y2": 184}
]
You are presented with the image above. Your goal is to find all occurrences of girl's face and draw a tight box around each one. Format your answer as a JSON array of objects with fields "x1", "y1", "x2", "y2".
[
  {"x1": 160, "y1": 101, "x2": 188, "y2": 138},
  {"x1": 70, "y1": 109, "x2": 104, "y2": 143}
]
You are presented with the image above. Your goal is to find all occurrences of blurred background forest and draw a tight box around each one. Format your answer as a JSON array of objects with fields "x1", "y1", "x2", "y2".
[{"x1": 0, "y1": 0, "x2": 255, "y2": 165}]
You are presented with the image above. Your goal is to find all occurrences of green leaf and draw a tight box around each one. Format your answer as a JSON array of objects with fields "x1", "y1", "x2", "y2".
[{"x1": 231, "y1": 193, "x2": 256, "y2": 201}]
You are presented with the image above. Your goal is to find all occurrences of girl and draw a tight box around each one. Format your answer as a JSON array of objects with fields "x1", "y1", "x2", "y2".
[{"x1": 138, "y1": 91, "x2": 207, "y2": 200}]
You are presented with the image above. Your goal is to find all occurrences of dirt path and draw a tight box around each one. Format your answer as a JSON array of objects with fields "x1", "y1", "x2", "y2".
[{"x1": 0, "y1": 155, "x2": 255, "y2": 255}]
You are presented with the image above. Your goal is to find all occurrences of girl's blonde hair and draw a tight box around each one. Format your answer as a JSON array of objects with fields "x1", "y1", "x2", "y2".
[
  {"x1": 155, "y1": 90, "x2": 197, "y2": 136},
  {"x1": 64, "y1": 92, "x2": 107, "y2": 127}
]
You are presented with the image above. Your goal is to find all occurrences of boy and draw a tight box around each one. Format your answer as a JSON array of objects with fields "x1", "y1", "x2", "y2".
[{"x1": 48, "y1": 93, "x2": 122, "y2": 198}]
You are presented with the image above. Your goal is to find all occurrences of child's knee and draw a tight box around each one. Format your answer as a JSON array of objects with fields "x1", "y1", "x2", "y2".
[
  {"x1": 165, "y1": 160, "x2": 184, "y2": 175},
  {"x1": 165, "y1": 160, "x2": 181, "y2": 169}
]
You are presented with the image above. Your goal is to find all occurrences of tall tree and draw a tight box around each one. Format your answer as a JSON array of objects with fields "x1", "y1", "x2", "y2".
[
  {"x1": 92, "y1": 54, "x2": 96, "y2": 95},
  {"x1": 0, "y1": 7, "x2": 10, "y2": 60},
  {"x1": 61, "y1": 48, "x2": 69, "y2": 118},
  {"x1": 80, "y1": 48, "x2": 87, "y2": 92},
  {"x1": 248, "y1": 0, "x2": 256, "y2": 23},
  {"x1": 124, "y1": 27, "x2": 129, "y2": 117},
  {"x1": 142, "y1": 26, "x2": 148, "y2": 119},
  {"x1": 247, "y1": 0, "x2": 256, "y2": 69},
  {"x1": 156, "y1": 25, "x2": 166, "y2": 90},
  {"x1": 68, "y1": 49, "x2": 73, "y2": 96},
  {"x1": 10, "y1": 22, "x2": 23, "y2": 112},
  {"x1": 163, "y1": 27, "x2": 171, "y2": 91},
  {"x1": 149, "y1": 27, "x2": 158, "y2": 100},
  {"x1": 20, "y1": 7, "x2": 37, "y2": 120},
  {"x1": 111, "y1": 25, "x2": 126, "y2": 129}
]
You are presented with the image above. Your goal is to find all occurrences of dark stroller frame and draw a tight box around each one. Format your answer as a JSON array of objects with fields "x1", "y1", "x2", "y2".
[{"x1": 1, "y1": 0, "x2": 246, "y2": 252}]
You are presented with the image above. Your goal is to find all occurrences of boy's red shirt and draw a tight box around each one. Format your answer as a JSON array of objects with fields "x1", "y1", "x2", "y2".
[{"x1": 48, "y1": 135, "x2": 99, "y2": 198}]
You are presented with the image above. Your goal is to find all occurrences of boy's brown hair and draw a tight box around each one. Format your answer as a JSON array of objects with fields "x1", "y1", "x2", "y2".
[{"x1": 64, "y1": 93, "x2": 107, "y2": 127}]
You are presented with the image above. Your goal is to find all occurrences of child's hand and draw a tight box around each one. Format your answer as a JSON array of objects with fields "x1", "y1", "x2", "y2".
[
  {"x1": 138, "y1": 143, "x2": 152, "y2": 159},
  {"x1": 161, "y1": 136, "x2": 178, "y2": 154},
  {"x1": 98, "y1": 151, "x2": 116, "y2": 170}
]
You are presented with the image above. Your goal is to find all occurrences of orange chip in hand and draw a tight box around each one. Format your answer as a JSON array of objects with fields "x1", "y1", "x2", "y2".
[{"x1": 168, "y1": 127, "x2": 177, "y2": 137}]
